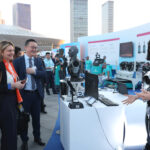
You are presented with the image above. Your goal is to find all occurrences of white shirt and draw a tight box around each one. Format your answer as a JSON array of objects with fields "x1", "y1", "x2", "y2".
[
  {"x1": 7, "y1": 71, "x2": 14, "y2": 84},
  {"x1": 24, "y1": 54, "x2": 37, "y2": 90}
]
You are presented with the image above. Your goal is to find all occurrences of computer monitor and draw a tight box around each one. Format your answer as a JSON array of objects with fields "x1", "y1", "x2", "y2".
[
  {"x1": 120, "y1": 42, "x2": 133, "y2": 57},
  {"x1": 84, "y1": 72, "x2": 98, "y2": 99}
]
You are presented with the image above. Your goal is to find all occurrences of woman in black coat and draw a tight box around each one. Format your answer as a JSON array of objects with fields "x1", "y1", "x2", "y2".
[{"x1": 0, "y1": 41, "x2": 25, "y2": 150}]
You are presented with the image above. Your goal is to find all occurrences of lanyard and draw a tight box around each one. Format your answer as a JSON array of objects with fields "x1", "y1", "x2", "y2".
[{"x1": 3, "y1": 59, "x2": 23, "y2": 103}]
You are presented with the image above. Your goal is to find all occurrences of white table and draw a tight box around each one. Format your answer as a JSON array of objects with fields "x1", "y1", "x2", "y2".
[{"x1": 60, "y1": 89, "x2": 128, "y2": 150}]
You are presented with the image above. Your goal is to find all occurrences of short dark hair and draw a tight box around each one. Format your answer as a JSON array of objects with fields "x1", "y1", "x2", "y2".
[
  {"x1": 15, "y1": 46, "x2": 21, "y2": 55},
  {"x1": 55, "y1": 54, "x2": 59, "y2": 58},
  {"x1": 46, "y1": 52, "x2": 50, "y2": 55},
  {"x1": 25, "y1": 39, "x2": 37, "y2": 46}
]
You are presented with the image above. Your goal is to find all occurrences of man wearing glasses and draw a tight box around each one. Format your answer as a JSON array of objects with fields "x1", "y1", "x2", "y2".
[{"x1": 13, "y1": 39, "x2": 46, "y2": 150}]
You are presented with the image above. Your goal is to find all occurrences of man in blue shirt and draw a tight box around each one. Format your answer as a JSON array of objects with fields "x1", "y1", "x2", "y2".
[
  {"x1": 85, "y1": 56, "x2": 92, "y2": 72},
  {"x1": 44, "y1": 52, "x2": 56, "y2": 95}
]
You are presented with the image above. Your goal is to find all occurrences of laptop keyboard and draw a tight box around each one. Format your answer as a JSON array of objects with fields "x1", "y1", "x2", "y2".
[{"x1": 98, "y1": 94, "x2": 119, "y2": 106}]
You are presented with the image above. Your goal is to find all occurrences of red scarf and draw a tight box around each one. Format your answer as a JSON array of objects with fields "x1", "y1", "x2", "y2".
[{"x1": 3, "y1": 59, "x2": 23, "y2": 103}]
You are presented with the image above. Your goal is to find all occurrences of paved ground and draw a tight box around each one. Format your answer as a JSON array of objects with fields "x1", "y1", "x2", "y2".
[{"x1": 17, "y1": 90, "x2": 58, "y2": 150}]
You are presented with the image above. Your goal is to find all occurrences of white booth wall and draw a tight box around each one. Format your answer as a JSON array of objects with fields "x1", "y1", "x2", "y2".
[
  {"x1": 78, "y1": 23, "x2": 150, "y2": 69},
  {"x1": 78, "y1": 24, "x2": 150, "y2": 146}
]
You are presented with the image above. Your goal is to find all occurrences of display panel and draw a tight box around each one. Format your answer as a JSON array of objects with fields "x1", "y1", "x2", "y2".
[
  {"x1": 120, "y1": 42, "x2": 133, "y2": 57},
  {"x1": 85, "y1": 72, "x2": 98, "y2": 100}
]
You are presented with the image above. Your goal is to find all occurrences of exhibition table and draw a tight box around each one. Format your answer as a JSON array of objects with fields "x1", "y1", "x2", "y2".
[{"x1": 60, "y1": 88, "x2": 128, "y2": 150}]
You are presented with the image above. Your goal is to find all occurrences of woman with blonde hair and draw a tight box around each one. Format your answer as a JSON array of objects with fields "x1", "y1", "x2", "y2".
[{"x1": 0, "y1": 41, "x2": 25, "y2": 150}]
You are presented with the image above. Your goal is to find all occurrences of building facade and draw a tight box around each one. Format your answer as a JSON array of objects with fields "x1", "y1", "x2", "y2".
[
  {"x1": 70, "y1": 0, "x2": 88, "y2": 42},
  {"x1": 102, "y1": 1, "x2": 114, "y2": 34},
  {"x1": 0, "y1": 11, "x2": 5, "y2": 24},
  {"x1": 13, "y1": 3, "x2": 31, "y2": 30}
]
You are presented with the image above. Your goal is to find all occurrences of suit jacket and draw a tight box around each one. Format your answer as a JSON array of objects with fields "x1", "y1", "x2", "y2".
[
  {"x1": 0, "y1": 62, "x2": 10, "y2": 94},
  {"x1": 13, "y1": 56, "x2": 46, "y2": 99}
]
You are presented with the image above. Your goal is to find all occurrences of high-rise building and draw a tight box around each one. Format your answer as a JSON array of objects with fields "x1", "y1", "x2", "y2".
[
  {"x1": 13, "y1": 3, "x2": 31, "y2": 30},
  {"x1": 0, "y1": 11, "x2": 5, "y2": 24},
  {"x1": 102, "y1": 0, "x2": 114, "y2": 34},
  {"x1": 70, "y1": 0, "x2": 88, "y2": 42}
]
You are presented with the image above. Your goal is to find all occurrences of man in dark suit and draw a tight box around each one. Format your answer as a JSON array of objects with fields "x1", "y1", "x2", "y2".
[{"x1": 13, "y1": 39, "x2": 46, "y2": 150}]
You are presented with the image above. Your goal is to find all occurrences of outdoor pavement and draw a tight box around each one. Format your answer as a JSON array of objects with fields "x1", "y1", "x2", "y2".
[{"x1": 17, "y1": 90, "x2": 59, "y2": 150}]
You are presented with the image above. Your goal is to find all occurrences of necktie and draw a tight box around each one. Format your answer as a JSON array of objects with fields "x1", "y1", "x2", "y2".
[{"x1": 29, "y1": 58, "x2": 36, "y2": 90}]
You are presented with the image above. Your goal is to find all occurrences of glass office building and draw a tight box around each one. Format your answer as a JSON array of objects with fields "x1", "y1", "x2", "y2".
[
  {"x1": 70, "y1": 0, "x2": 88, "y2": 42},
  {"x1": 13, "y1": 3, "x2": 31, "y2": 30},
  {"x1": 102, "y1": 1, "x2": 114, "y2": 34}
]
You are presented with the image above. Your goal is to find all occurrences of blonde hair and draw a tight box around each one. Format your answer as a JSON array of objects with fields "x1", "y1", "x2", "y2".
[{"x1": 0, "y1": 41, "x2": 14, "y2": 62}]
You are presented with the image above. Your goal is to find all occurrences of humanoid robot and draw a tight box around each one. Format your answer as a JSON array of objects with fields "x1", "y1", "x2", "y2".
[{"x1": 67, "y1": 46, "x2": 81, "y2": 81}]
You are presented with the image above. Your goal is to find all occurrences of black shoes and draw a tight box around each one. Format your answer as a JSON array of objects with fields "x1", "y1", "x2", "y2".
[
  {"x1": 46, "y1": 92, "x2": 50, "y2": 95},
  {"x1": 41, "y1": 104, "x2": 47, "y2": 114},
  {"x1": 41, "y1": 110, "x2": 47, "y2": 114},
  {"x1": 143, "y1": 143, "x2": 150, "y2": 150},
  {"x1": 21, "y1": 139, "x2": 45, "y2": 149},
  {"x1": 34, "y1": 138, "x2": 45, "y2": 146},
  {"x1": 21, "y1": 142, "x2": 28, "y2": 150}
]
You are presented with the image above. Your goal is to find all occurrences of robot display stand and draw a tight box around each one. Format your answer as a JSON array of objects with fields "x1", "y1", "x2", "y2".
[
  {"x1": 63, "y1": 77, "x2": 77, "y2": 102},
  {"x1": 65, "y1": 46, "x2": 84, "y2": 109},
  {"x1": 67, "y1": 80, "x2": 84, "y2": 109},
  {"x1": 62, "y1": 77, "x2": 84, "y2": 102},
  {"x1": 71, "y1": 80, "x2": 84, "y2": 96}
]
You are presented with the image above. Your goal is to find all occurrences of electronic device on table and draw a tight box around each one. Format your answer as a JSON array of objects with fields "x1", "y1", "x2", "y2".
[
  {"x1": 85, "y1": 72, "x2": 119, "y2": 106},
  {"x1": 106, "y1": 78, "x2": 128, "y2": 95},
  {"x1": 117, "y1": 82, "x2": 128, "y2": 95},
  {"x1": 86, "y1": 97, "x2": 97, "y2": 107},
  {"x1": 99, "y1": 94, "x2": 119, "y2": 106},
  {"x1": 84, "y1": 72, "x2": 98, "y2": 99}
]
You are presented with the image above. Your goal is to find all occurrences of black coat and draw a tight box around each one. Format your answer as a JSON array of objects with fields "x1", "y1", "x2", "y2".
[
  {"x1": 13, "y1": 56, "x2": 46, "y2": 99},
  {"x1": 0, "y1": 61, "x2": 10, "y2": 94}
]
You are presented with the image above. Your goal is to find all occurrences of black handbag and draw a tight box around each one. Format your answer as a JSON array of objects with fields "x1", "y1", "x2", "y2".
[{"x1": 16, "y1": 108, "x2": 30, "y2": 135}]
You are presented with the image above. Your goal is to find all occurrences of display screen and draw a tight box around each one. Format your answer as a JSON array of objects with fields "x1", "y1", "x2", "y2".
[
  {"x1": 120, "y1": 42, "x2": 133, "y2": 57},
  {"x1": 85, "y1": 72, "x2": 98, "y2": 100}
]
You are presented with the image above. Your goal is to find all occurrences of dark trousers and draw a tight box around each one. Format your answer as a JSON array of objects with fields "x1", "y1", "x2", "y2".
[
  {"x1": 20, "y1": 90, "x2": 41, "y2": 142},
  {"x1": 41, "y1": 97, "x2": 45, "y2": 112},
  {"x1": 0, "y1": 92, "x2": 17, "y2": 150},
  {"x1": 146, "y1": 107, "x2": 150, "y2": 145},
  {"x1": 46, "y1": 71, "x2": 56, "y2": 93}
]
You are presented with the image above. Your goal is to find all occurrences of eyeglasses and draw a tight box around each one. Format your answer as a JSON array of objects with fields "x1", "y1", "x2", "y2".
[{"x1": 29, "y1": 46, "x2": 38, "y2": 50}]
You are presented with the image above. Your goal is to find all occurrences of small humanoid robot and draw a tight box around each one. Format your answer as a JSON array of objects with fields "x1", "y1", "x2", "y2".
[{"x1": 67, "y1": 46, "x2": 81, "y2": 81}]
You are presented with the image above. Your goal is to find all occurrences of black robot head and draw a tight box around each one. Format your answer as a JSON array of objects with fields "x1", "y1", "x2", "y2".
[{"x1": 68, "y1": 46, "x2": 78, "y2": 58}]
